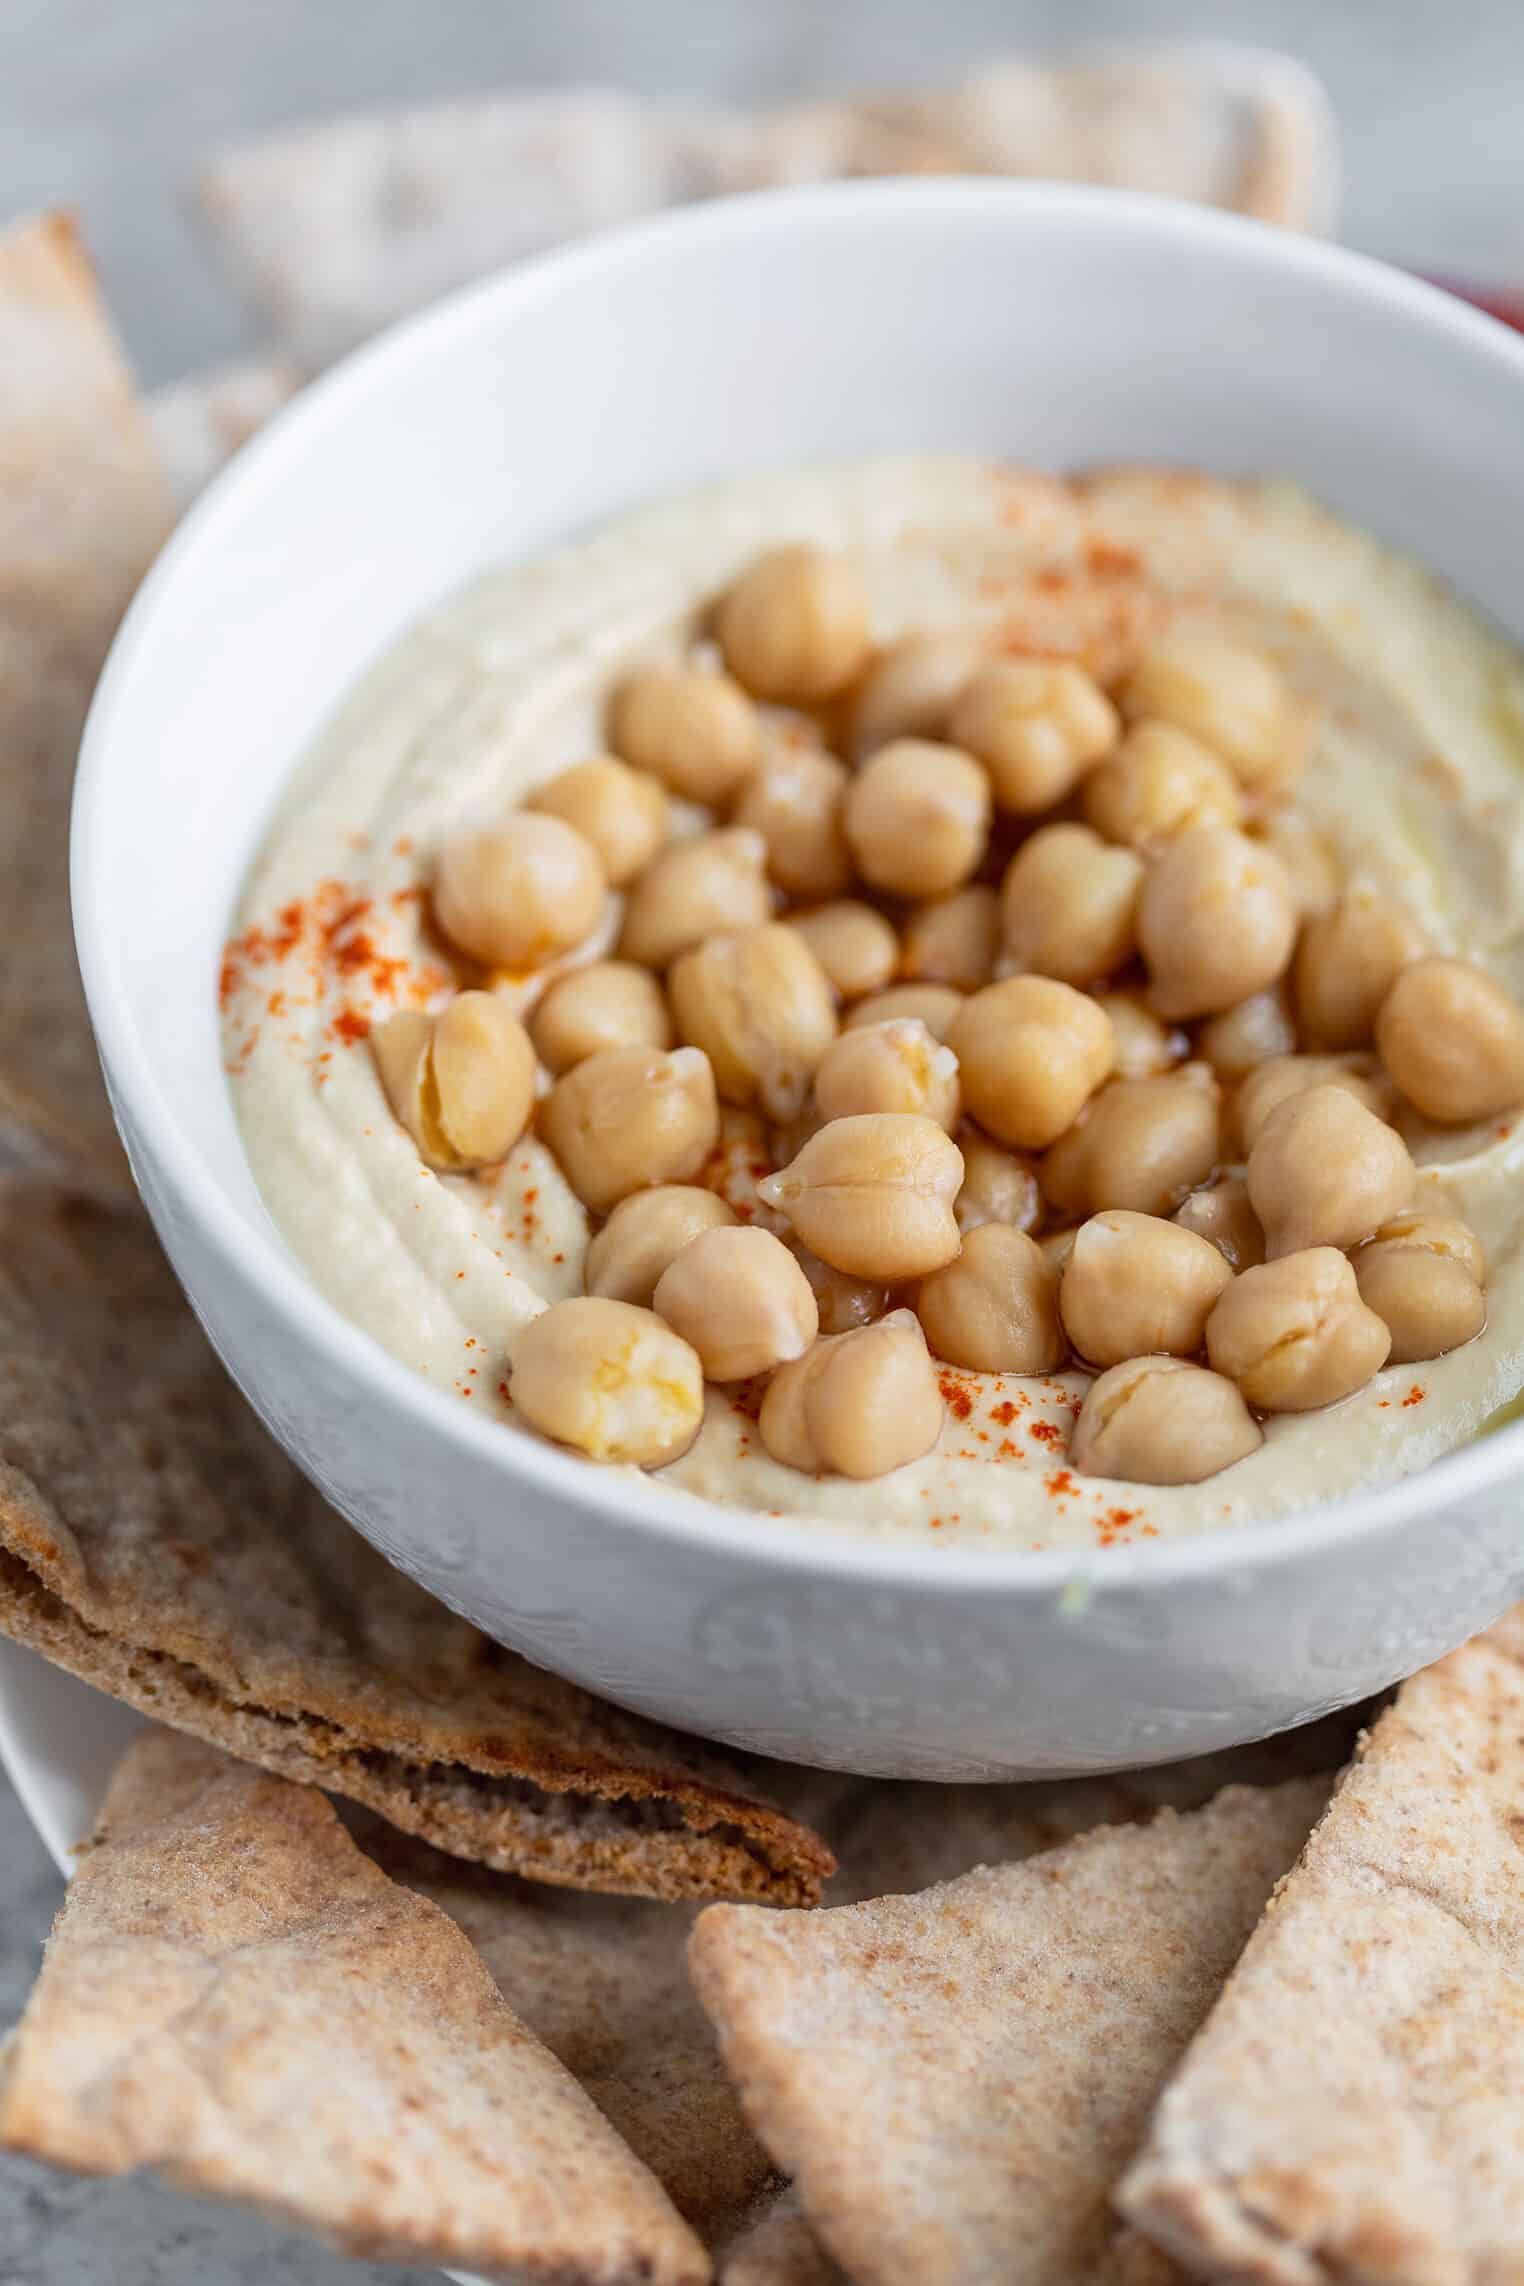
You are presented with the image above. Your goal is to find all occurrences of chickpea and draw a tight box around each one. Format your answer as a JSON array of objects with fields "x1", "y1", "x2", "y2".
[
  {"x1": 851, "y1": 630, "x2": 988, "y2": 760},
  {"x1": 1072, "y1": 1356, "x2": 1262, "y2": 1484},
  {"x1": 1038, "y1": 1225, "x2": 1080, "y2": 1277},
  {"x1": 847, "y1": 983, "x2": 965, "y2": 1041},
  {"x1": 584, "y1": 1185, "x2": 736, "y2": 1307},
  {"x1": 1234, "y1": 1052, "x2": 1394, "y2": 1155},
  {"x1": 758, "y1": 1112, "x2": 963, "y2": 1281},
  {"x1": 732, "y1": 748, "x2": 854, "y2": 902},
  {"x1": 1080, "y1": 718, "x2": 1244, "y2": 848},
  {"x1": 668, "y1": 922, "x2": 836, "y2": 1121},
  {"x1": 618, "y1": 826, "x2": 771, "y2": 971},
  {"x1": 525, "y1": 756, "x2": 668, "y2": 887},
  {"x1": 371, "y1": 992, "x2": 535, "y2": 1172},
  {"x1": 540, "y1": 1044, "x2": 719, "y2": 1214},
  {"x1": 1057, "y1": 1209, "x2": 1233, "y2": 1369},
  {"x1": 999, "y1": 823, "x2": 1143, "y2": 987},
  {"x1": 1294, "y1": 886, "x2": 1427, "y2": 1051},
  {"x1": 510, "y1": 1298, "x2": 704, "y2": 1466},
  {"x1": 1173, "y1": 1177, "x2": 1266, "y2": 1271},
  {"x1": 1042, "y1": 1073, "x2": 1221, "y2": 1219},
  {"x1": 948, "y1": 977, "x2": 1114, "y2": 1151},
  {"x1": 787, "y1": 901, "x2": 898, "y2": 1003},
  {"x1": 758, "y1": 1310, "x2": 944, "y2": 1479},
  {"x1": 1138, "y1": 825, "x2": 1297, "y2": 1019},
  {"x1": 950, "y1": 660, "x2": 1119, "y2": 814},
  {"x1": 1120, "y1": 629, "x2": 1303, "y2": 792},
  {"x1": 901, "y1": 885, "x2": 1000, "y2": 993},
  {"x1": 1246, "y1": 1083, "x2": 1415, "y2": 1259},
  {"x1": 529, "y1": 960, "x2": 671, "y2": 1074},
  {"x1": 787, "y1": 1241, "x2": 890, "y2": 1336},
  {"x1": 1097, "y1": 996, "x2": 1183, "y2": 1079},
  {"x1": 434, "y1": 813, "x2": 606, "y2": 970},
  {"x1": 843, "y1": 738, "x2": 991, "y2": 900},
  {"x1": 1254, "y1": 811, "x2": 1340, "y2": 918},
  {"x1": 1354, "y1": 1213, "x2": 1486, "y2": 1363},
  {"x1": 916, "y1": 1222, "x2": 1063, "y2": 1373},
  {"x1": 955, "y1": 1128, "x2": 1042, "y2": 1235},
  {"x1": 1376, "y1": 958, "x2": 1524, "y2": 1125},
  {"x1": 607, "y1": 664, "x2": 762, "y2": 804},
  {"x1": 1197, "y1": 986, "x2": 1297, "y2": 1083},
  {"x1": 814, "y1": 1018, "x2": 960, "y2": 1131},
  {"x1": 1207, "y1": 1249, "x2": 1390, "y2": 1410},
  {"x1": 717, "y1": 545, "x2": 870, "y2": 704},
  {"x1": 653, "y1": 1224, "x2": 818, "y2": 1381}
]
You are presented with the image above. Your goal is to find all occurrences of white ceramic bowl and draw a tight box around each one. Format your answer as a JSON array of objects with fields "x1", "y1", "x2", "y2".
[{"x1": 73, "y1": 182, "x2": 1524, "y2": 1780}]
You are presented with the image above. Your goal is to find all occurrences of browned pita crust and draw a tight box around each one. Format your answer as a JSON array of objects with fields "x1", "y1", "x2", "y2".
[
  {"x1": 0, "y1": 212, "x2": 172, "y2": 1176},
  {"x1": 0, "y1": 1729, "x2": 708, "y2": 2283},
  {"x1": 1121, "y1": 1610, "x2": 1524, "y2": 2284},
  {"x1": 0, "y1": 1172, "x2": 831, "y2": 1902},
  {"x1": 690, "y1": 1779, "x2": 1331, "y2": 2286}
]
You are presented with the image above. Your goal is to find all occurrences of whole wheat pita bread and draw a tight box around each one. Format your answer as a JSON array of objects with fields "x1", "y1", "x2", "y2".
[
  {"x1": 0, "y1": 1728, "x2": 707, "y2": 2284},
  {"x1": 0, "y1": 212, "x2": 172, "y2": 1176},
  {"x1": 0, "y1": 1171, "x2": 830, "y2": 1903},
  {"x1": 1121, "y1": 1610, "x2": 1524, "y2": 2285},
  {"x1": 690, "y1": 1779, "x2": 1331, "y2": 2286}
]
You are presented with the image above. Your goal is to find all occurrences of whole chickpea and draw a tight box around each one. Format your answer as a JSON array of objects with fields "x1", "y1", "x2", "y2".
[
  {"x1": 653, "y1": 1224, "x2": 818, "y2": 1381},
  {"x1": 509, "y1": 1297, "x2": 704, "y2": 1466},
  {"x1": 999, "y1": 822, "x2": 1143, "y2": 986},
  {"x1": 787, "y1": 902, "x2": 898, "y2": 1003},
  {"x1": 843, "y1": 738, "x2": 991, "y2": 900},
  {"x1": 916, "y1": 1222, "x2": 1064, "y2": 1373},
  {"x1": 787, "y1": 1241, "x2": 890, "y2": 1336},
  {"x1": 901, "y1": 885, "x2": 1000, "y2": 993},
  {"x1": 1254, "y1": 811, "x2": 1340, "y2": 918},
  {"x1": 757, "y1": 1112, "x2": 964, "y2": 1281},
  {"x1": 732, "y1": 749, "x2": 854, "y2": 902},
  {"x1": 847, "y1": 983, "x2": 965, "y2": 1041},
  {"x1": 526, "y1": 756, "x2": 669, "y2": 886},
  {"x1": 1038, "y1": 1225, "x2": 1080, "y2": 1277},
  {"x1": 668, "y1": 922, "x2": 836, "y2": 1121},
  {"x1": 1041, "y1": 1072, "x2": 1221, "y2": 1220},
  {"x1": 758, "y1": 1309, "x2": 944, "y2": 1479},
  {"x1": 608, "y1": 664, "x2": 762, "y2": 803},
  {"x1": 1197, "y1": 986, "x2": 1297, "y2": 1082},
  {"x1": 1081, "y1": 718, "x2": 1244, "y2": 849},
  {"x1": 1138, "y1": 825, "x2": 1298, "y2": 1019},
  {"x1": 1353, "y1": 1213, "x2": 1487, "y2": 1362},
  {"x1": 1059, "y1": 1210, "x2": 1234, "y2": 1368},
  {"x1": 1173, "y1": 1177, "x2": 1266, "y2": 1270},
  {"x1": 371, "y1": 992, "x2": 535, "y2": 1171},
  {"x1": 540, "y1": 1044, "x2": 719, "y2": 1214},
  {"x1": 814, "y1": 1018, "x2": 960, "y2": 1131},
  {"x1": 948, "y1": 976, "x2": 1114, "y2": 1151},
  {"x1": 955, "y1": 1128, "x2": 1043, "y2": 1235},
  {"x1": 1206, "y1": 1248, "x2": 1391, "y2": 1410},
  {"x1": 851, "y1": 630, "x2": 988, "y2": 761},
  {"x1": 1120, "y1": 628, "x2": 1304, "y2": 792},
  {"x1": 1293, "y1": 886, "x2": 1427, "y2": 1050},
  {"x1": 1375, "y1": 957, "x2": 1524, "y2": 1125},
  {"x1": 1072, "y1": 1356, "x2": 1262, "y2": 1485},
  {"x1": 1246, "y1": 1082, "x2": 1415, "y2": 1258},
  {"x1": 950, "y1": 660, "x2": 1119, "y2": 814},
  {"x1": 529, "y1": 960, "x2": 672, "y2": 1074},
  {"x1": 584, "y1": 1185, "x2": 736, "y2": 1308},
  {"x1": 435, "y1": 812, "x2": 606, "y2": 969},
  {"x1": 618, "y1": 827, "x2": 771, "y2": 971},
  {"x1": 1234, "y1": 1052, "x2": 1395, "y2": 1155},
  {"x1": 717, "y1": 545, "x2": 870, "y2": 703},
  {"x1": 1096, "y1": 995, "x2": 1184, "y2": 1079}
]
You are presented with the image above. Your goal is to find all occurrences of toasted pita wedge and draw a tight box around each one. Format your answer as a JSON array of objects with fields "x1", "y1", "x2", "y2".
[
  {"x1": 0, "y1": 1174, "x2": 830, "y2": 1903},
  {"x1": 1121, "y1": 1611, "x2": 1524, "y2": 2284},
  {"x1": 691, "y1": 1779, "x2": 1330, "y2": 2286},
  {"x1": 0, "y1": 1730, "x2": 707, "y2": 2283},
  {"x1": 719, "y1": 2188, "x2": 845, "y2": 2285},
  {"x1": 147, "y1": 354, "x2": 301, "y2": 503},
  {"x1": 0, "y1": 212, "x2": 171, "y2": 1176}
]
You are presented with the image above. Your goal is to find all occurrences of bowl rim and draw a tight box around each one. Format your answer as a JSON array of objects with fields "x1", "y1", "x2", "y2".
[{"x1": 72, "y1": 175, "x2": 1524, "y2": 1595}]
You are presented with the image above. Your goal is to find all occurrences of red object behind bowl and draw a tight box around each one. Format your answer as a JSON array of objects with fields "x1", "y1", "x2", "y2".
[{"x1": 1433, "y1": 278, "x2": 1524, "y2": 333}]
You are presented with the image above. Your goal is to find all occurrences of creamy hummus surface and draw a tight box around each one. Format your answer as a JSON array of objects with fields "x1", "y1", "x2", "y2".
[{"x1": 221, "y1": 455, "x2": 1524, "y2": 1551}]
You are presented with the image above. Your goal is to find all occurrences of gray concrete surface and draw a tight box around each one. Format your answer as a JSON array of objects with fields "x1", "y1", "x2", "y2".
[{"x1": 2, "y1": 1, "x2": 1521, "y2": 2278}]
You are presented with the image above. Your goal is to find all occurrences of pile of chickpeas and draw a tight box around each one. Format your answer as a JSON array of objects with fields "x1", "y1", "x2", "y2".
[{"x1": 372, "y1": 540, "x2": 1524, "y2": 1491}]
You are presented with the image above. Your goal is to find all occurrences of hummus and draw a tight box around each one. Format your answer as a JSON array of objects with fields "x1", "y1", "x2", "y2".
[{"x1": 221, "y1": 455, "x2": 1524, "y2": 1551}]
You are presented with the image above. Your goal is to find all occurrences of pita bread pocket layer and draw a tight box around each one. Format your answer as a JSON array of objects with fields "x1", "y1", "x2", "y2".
[
  {"x1": 1121, "y1": 1609, "x2": 1524, "y2": 2285},
  {"x1": 691, "y1": 1779, "x2": 1330, "y2": 2286},
  {"x1": 0, "y1": 1729, "x2": 708, "y2": 2284}
]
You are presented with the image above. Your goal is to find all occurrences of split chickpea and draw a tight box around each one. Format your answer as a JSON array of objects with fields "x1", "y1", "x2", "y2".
[
  {"x1": 844, "y1": 738, "x2": 992, "y2": 900},
  {"x1": 1059, "y1": 1210, "x2": 1234, "y2": 1368},
  {"x1": 851, "y1": 630, "x2": 988, "y2": 760},
  {"x1": 1081, "y1": 718, "x2": 1243, "y2": 848},
  {"x1": 814, "y1": 1019, "x2": 960, "y2": 1131},
  {"x1": 1042, "y1": 1072, "x2": 1220, "y2": 1220},
  {"x1": 758, "y1": 1310, "x2": 944, "y2": 1479},
  {"x1": 539, "y1": 1044, "x2": 719, "y2": 1214},
  {"x1": 669, "y1": 922, "x2": 837, "y2": 1120},
  {"x1": 1353, "y1": 1213, "x2": 1487, "y2": 1362},
  {"x1": 950, "y1": 660, "x2": 1119, "y2": 814},
  {"x1": 529, "y1": 960, "x2": 671, "y2": 1074},
  {"x1": 786, "y1": 902, "x2": 899, "y2": 1003},
  {"x1": 733, "y1": 749, "x2": 855, "y2": 902},
  {"x1": 717, "y1": 544, "x2": 870, "y2": 703},
  {"x1": 1072, "y1": 1356, "x2": 1262, "y2": 1485},
  {"x1": 1375, "y1": 957, "x2": 1524, "y2": 1125},
  {"x1": 609, "y1": 664, "x2": 763, "y2": 804},
  {"x1": 653, "y1": 1224, "x2": 818, "y2": 1381},
  {"x1": 618, "y1": 827, "x2": 772, "y2": 971},
  {"x1": 371, "y1": 992, "x2": 535, "y2": 1172},
  {"x1": 1206, "y1": 1249, "x2": 1391, "y2": 1410},
  {"x1": 583, "y1": 1185, "x2": 736, "y2": 1308},
  {"x1": 1138, "y1": 825, "x2": 1298, "y2": 1020},
  {"x1": 526, "y1": 756, "x2": 669, "y2": 886},
  {"x1": 916, "y1": 1222, "x2": 1064, "y2": 1374},
  {"x1": 509, "y1": 1297, "x2": 704, "y2": 1467},
  {"x1": 947, "y1": 976, "x2": 1114, "y2": 1151},
  {"x1": 1293, "y1": 886, "x2": 1427, "y2": 1050},
  {"x1": 1246, "y1": 1082, "x2": 1415, "y2": 1259},
  {"x1": 758, "y1": 1111, "x2": 964, "y2": 1281},
  {"x1": 434, "y1": 812, "x2": 606, "y2": 969},
  {"x1": 1120, "y1": 628, "x2": 1303, "y2": 792},
  {"x1": 901, "y1": 885, "x2": 1001, "y2": 993},
  {"x1": 999, "y1": 823, "x2": 1143, "y2": 986}
]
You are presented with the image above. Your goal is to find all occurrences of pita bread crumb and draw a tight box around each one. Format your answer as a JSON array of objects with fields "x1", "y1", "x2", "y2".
[{"x1": 1121, "y1": 1609, "x2": 1524, "y2": 2284}]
